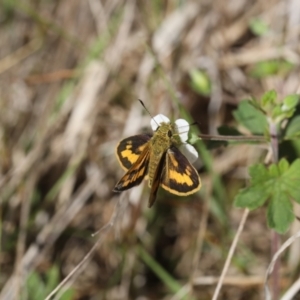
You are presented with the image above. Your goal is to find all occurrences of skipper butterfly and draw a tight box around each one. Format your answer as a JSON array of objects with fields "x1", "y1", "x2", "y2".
[{"x1": 114, "y1": 112, "x2": 201, "y2": 207}]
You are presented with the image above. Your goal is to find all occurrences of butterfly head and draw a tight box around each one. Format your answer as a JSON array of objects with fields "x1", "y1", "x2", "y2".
[{"x1": 151, "y1": 114, "x2": 191, "y2": 147}]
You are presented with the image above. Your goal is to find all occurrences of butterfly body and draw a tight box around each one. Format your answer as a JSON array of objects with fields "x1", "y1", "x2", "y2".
[
  {"x1": 114, "y1": 116, "x2": 201, "y2": 207},
  {"x1": 148, "y1": 122, "x2": 180, "y2": 187}
]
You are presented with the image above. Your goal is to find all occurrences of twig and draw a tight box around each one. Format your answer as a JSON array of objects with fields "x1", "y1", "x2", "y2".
[{"x1": 212, "y1": 208, "x2": 249, "y2": 300}]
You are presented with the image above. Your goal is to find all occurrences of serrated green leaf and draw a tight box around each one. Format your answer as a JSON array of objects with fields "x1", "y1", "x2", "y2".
[
  {"x1": 233, "y1": 101, "x2": 268, "y2": 134},
  {"x1": 234, "y1": 159, "x2": 300, "y2": 233},
  {"x1": 261, "y1": 89, "x2": 277, "y2": 106},
  {"x1": 285, "y1": 115, "x2": 300, "y2": 139},
  {"x1": 248, "y1": 164, "x2": 269, "y2": 184},
  {"x1": 267, "y1": 191, "x2": 294, "y2": 233},
  {"x1": 234, "y1": 186, "x2": 269, "y2": 209},
  {"x1": 282, "y1": 94, "x2": 299, "y2": 111}
]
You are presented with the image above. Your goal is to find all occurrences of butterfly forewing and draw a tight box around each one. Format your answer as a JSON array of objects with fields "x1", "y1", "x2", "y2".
[
  {"x1": 116, "y1": 134, "x2": 152, "y2": 170},
  {"x1": 161, "y1": 146, "x2": 201, "y2": 195},
  {"x1": 114, "y1": 145, "x2": 150, "y2": 192}
]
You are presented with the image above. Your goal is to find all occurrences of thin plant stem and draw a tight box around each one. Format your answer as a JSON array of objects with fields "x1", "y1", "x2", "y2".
[
  {"x1": 198, "y1": 133, "x2": 266, "y2": 143},
  {"x1": 269, "y1": 121, "x2": 280, "y2": 300},
  {"x1": 212, "y1": 208, "x2": 249, "y2": 300}
]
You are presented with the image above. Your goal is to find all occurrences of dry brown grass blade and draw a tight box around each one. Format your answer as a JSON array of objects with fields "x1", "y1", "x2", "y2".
[
  {"x1": 212, "y1": 208, "x2": 250, "y2": 300},
  {"x1": 264, "y1": 229, "x2": 300, "y2": 300},
  {"x1": 0, "y1": 170, "x2": 100, "y2": 300},
  {"x1": 0, "y1": 39, "x2": 42, "y2": 74}
]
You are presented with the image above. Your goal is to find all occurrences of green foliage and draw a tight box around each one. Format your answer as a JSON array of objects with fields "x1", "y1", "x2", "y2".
[
  {"x1": 249, "y1": 60, "x2": 294, "y2": 78},
  {"x1": 23, "y1": 266, "x2": 74, "y2": 300},
  {"x1": 189, "y1": 69, "x2": 211, "y2": 96},
  {"x1": 233, "y1": 100, "x2": 268, "y2": 134},
  {"x1": 232, "y1": 90, "x2": 300, "y2": 233},
  {"x1": 189, "y1": 132, "x2": 199, "y2": 145},
  {"x1": 285, "y1": 115, "x2": 300, "y2": 139},
  {"x1": 234, "y1": 91, "x2": 299, "y2": 133},
  {"x1": 235, "y1": 159, "x2": 300, "y2": 233},
  {"x1": 249, "y1": 18, "x2": 269, "y2": 36}
]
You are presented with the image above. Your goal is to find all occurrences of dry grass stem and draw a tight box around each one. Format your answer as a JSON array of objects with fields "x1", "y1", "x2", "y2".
[{"x1": 212, "y1": 208, "x2": 250, "y2": 300}]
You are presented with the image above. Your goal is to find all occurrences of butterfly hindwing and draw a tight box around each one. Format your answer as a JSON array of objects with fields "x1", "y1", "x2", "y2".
[
  {"x1": 114, "y1": 145, "x2": 150, "y2": 192},
  {"x1": 161, "y1": 146, "x2": 201, "y2": 195},
  {"x1": 116, "y1": 134, "x2": 152, "y2": 170}
]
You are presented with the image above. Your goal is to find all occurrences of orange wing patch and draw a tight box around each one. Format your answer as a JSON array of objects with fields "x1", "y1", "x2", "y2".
[
  {"x1": 114, "y1": 145, "x2": 150, "y2": 192},
  {"x1": 161, "y1": 146, "x2": 201, "y2": 195},
  {"x1": 116, "y1": 134, "x2": 151, "y2": 170}
]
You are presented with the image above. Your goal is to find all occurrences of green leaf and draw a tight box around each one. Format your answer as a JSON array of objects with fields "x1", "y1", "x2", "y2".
[
  {"x1": 189, "y1": 132, "x2": 199, "y2": 145},
  {"x1": 189, "y1": 69, "x2": 211, "y2": 96},
  {"x1": 248, "y1": 164, "x2": 269, "y2": 184},
  {"x1": 278, "y1": 158, "x2": 289, "y2": 174},
  {"x1": 234, "y1": 186, "x2": 269, "y2": 210},
  {"x1": 271, "y1": 105, "x2": 282, "y2": 119},
  {"x1": 217, "y1": 125, "x2": 242, "y2": 136},
  {"x1": 60, "y1": 289, "x2": 75, "y2": 300},
  {"x1": 45, "y1": 265, "x2": 59, "y2": 294},
  {"x1": 249, "y1": 60, "x2": 294, "y2": 78},
  {"x1": 261, "y1": 89, "x2": 277, "y2": 106},
  {"x1": 233, "y1": 101, "x2": 268, "y2": 134},
  {"x1": 282, "y1": 94, "x2": 299, "y2": 111},
  {"x1": 285, "y1": 115, "x2": 300, "y2": 139},
  {"x1": 235, "y1": 158, "x2": 300, "y2": 233},
  {"x1": 282, "y1": 159, "x2": 300, "y2": 203},
  {"x1": 267, "y1": 191, "x2": 294, "y2": 233},
  {"x1": 26, "y1": 272, "x2": 45, "y2": 300},
  {"x1": 249, "y1": 18, "x2": 269, "y2": 36}
]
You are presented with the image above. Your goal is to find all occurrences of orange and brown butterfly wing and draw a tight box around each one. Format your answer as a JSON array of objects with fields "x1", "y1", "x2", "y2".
[
  {"x1": 116, "y1": 134, "x2": 152, "y2": 170},
  {"x1": 161, "y1": 146, "x2": 201, "y2": 195},
  {"x1": 114, "y1": 143, "x2": 151, "y2": 192}
]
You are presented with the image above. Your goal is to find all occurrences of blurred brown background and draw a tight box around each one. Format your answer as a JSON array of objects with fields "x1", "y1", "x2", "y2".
[{"x1": 1, "y1": 0, "x2": 300, "y2": 299}]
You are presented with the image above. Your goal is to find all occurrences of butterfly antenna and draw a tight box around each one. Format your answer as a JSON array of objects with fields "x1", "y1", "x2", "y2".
[{"x1": 138, "y1": 99, "x2": 160, "y2": 127}]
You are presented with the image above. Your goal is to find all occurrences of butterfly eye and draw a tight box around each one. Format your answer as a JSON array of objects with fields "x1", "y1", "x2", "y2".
[{"x1": 168, "y1": 130, "x2": 172, "y2": 137}]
